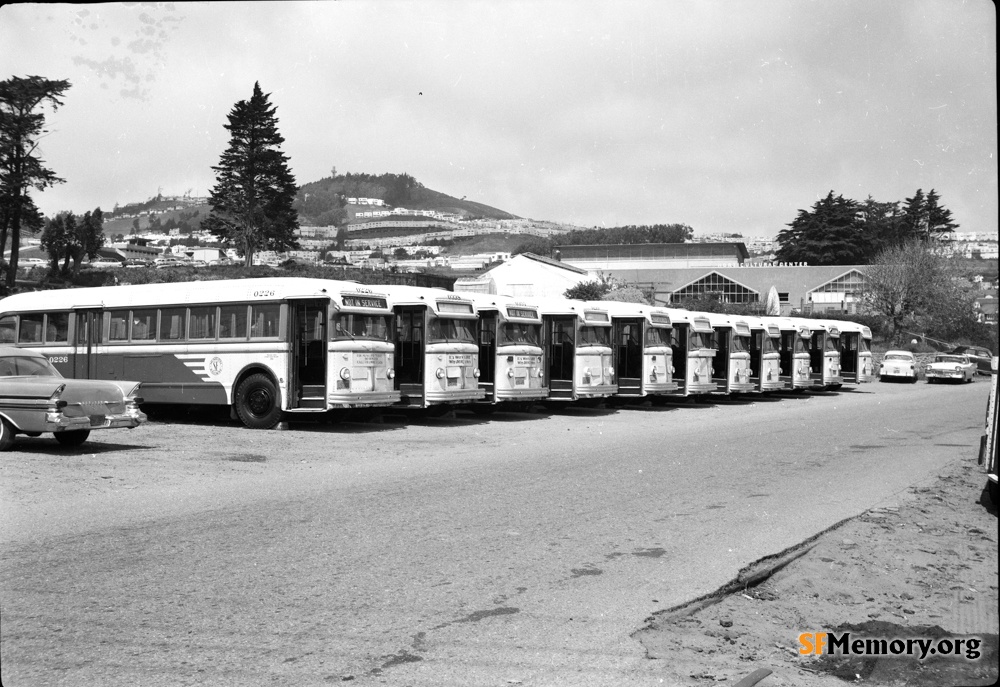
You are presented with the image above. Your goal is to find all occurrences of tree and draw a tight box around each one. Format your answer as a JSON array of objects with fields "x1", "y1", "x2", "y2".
[
  {"x1": 202, "y1": 82, "x2": 299, "y2": 267},
  {"x1": 39, "y1": 213, "x2": 68, "y2": 273},
  {"x1": 774, "y1": 192, "x2": 867, "y2": 265},
  {"x1": 0, "y1": 75, "x2": 71, "y2": 288},
  {"x1": 860, "y1": 240, "x2": 971, "y2": 344}
]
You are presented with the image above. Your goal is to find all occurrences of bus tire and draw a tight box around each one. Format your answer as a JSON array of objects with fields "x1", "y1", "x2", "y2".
[
  {"x1": 55, "y1": 429, "x2": 91, "y2": 447},
  {"x1": 234, "y1": 373, "x2": 282, "y2": 429},
  {"x1": 0, "y1": 418, "x2": 15, "y2": 452}
]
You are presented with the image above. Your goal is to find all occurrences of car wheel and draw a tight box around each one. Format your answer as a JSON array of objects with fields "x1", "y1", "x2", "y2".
[
  {"x1": 0, "y1": 418, "x2": 16, "y2": 452},
  {"x1": 54, "y1": 429, "x2": 91, "y2": 447},
  {"x1": 234, "y1": 373, "x2": 282, "y2": 429}
]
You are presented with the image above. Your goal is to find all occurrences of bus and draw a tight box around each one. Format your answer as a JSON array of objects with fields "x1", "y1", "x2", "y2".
[
  {"x1": 601, "y1": 301, "x2": 679, "y2": 398},
  {"x1": 706, "y1": 313, "x2": 755, "y2": 394},
  {"x1": 831, "y1": 320, "x2": 874, "y2": 385},
  {"x1": 382, "y1": 285, "x2": 485, "y2": 408},
  {"x1": 537, "y1": 298, "x2": 616, "y2": 401},
  {"x1": 0, "y1": 278, "x2": 400, "y2": 428},
  {"x1": 661, "y1": 308, "x2": 718, "y2": 396},
  {"x1": 799, "y1": 319, "x2": 844, "y2": 389},
  {"x1": 770, "y1": 317, "x2": 814, "y2": 390},
  {"x1": 744, "y1": 316, "x2": 784, "y2": 392},
  {"x1": 460, "y1": 293, "x2": 547, "y2": 406}
]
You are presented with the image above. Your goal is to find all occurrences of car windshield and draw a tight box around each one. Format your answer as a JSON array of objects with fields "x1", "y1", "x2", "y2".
[
  {"x1": 427, "y1": 317, "x2": 476, "y2": 344},
  {"x1": 0, "y1": 355, "x2": 61, "y2": 377},
  {"x1": 884, "y1": 353, "x2": 913, "y2": 361},
  {"x1": 935, "y1": 355, "x2": 964, "y2": 364}
]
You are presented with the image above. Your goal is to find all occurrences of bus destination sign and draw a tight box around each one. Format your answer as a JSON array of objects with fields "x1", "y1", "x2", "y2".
[
  {"x1": 506, "y1": 307, "x2": 538, "y2": 320},
  {"x1": 342, "y1": 296, "x2": 387, "y2": 309}
]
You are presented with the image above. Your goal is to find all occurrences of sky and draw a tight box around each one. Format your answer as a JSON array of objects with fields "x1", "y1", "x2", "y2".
[{"x1": 1, "y1": 0, "x2": 996, "y2": 237}]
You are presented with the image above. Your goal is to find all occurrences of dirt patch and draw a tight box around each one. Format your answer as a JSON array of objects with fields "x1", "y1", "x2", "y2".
[{"x1": 634, "y1": 458, "x2": 998, "y2": 687}]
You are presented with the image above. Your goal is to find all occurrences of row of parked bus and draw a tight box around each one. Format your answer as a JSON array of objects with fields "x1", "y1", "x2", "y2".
[{"x1": 0, "y1": 278, "x2": 874, "y2": 429}]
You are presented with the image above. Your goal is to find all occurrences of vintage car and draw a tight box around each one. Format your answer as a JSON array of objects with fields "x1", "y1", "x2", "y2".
[
  {"x1": 925, "y1": 354, "x2": 977, "y2": 384},
  {"x1": 878, "y1": 350, "x2": 919, "y2": 383},
  {"x1": 0, "y1": 347, "x2": 146, "y2": 451},
  {"x1": 950, "y1": 345, "x2": 994, "y2": 376}
]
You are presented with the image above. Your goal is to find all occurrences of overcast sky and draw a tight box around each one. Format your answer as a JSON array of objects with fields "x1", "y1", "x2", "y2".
[{"x1": 2, "y1": 0, "x2": 996, "y2": 237}]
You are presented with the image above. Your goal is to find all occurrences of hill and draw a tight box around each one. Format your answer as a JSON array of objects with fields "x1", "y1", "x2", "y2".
[{"x1": 98, "y1": 172, "x2": 520, "y2": 239}]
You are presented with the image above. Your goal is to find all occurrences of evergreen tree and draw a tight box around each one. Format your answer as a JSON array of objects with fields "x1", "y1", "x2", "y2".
[
  {"x1": 774, "y1": 191, "x2": 866, "y2": 265},
  {"x1": 0, "y1": 75, "x2": 71, "y2": 288},
  {"x1": 202, "y1": 82, "x2": 299, "y2": 267},
  {"x1": 39, "y1": 213, "x2": 68, "y2": 272},
  {"x1": 924, "y1": 189, "x2": 958, "y2": 238}
]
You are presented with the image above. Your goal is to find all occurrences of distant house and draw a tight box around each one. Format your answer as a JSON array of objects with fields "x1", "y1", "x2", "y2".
[{"x1": 454, "y1": 253, "x2": 590, "y2": 298}]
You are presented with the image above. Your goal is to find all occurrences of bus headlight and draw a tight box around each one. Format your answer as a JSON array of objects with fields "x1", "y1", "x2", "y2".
[
  {"x1": 473, "y1": 368, "x2": 480, "y2": 378},
  {"x1": 507, "y1": 369, "x2": 515, "y2": 378},
  {"x1": 340, "y1": 368, "x2": 351, "y2": 380},
  {"x1": 386, "y1": 369, "x2": 395, "y2": 379},
  {"x1": 537, "y1": 369, "x2": 544, "y2": 377},
  {"x1": 435, "y1": 368, "x2": 445, "y2": 379}
]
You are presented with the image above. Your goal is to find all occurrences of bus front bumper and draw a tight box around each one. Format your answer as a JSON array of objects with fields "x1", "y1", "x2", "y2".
[{"x1": 328, "y1": 391, "x2": 401, "y2": 407}]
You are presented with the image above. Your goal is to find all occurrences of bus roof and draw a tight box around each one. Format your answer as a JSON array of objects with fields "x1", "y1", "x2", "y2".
[
  {"x1": 590, "y1": 300, "x2": 673, "y2": 326},
  {"x1": 0, "y1": 278, "x2": 395, "y2": 313},
  {"x1": 534, "y1": 297, "x2": 612, "y2": 325},
  {"x1": 379, "y1": 285, "x2": 478, "y2": 318}
]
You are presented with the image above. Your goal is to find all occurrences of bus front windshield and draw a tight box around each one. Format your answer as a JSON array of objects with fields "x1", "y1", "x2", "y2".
[
  {"x1": 859, "y1": 338, "x2": 871, "y2": 352},
  {"x1": 689, "y1": 331, "x2": 716, "y2": 350},
  {"x1": 825, "y1": 336, "x2": 839, "y2": 352},
  {"x1": 732, "y1": 335, "x2": 750, "y2": 353},
  {"x1": 427, "y1": 316, "x2": 476, "y2": 344},
  {"x1": 763, "y1": 337, "x2": 778, "y2": 354},
  {"x1": 578, "y1": 325, "x2": 611, "y2": 347},
  {"x1": 499, "y1": 322, "x2": 541, "y2": 346},
  {"x1": 645, "y1": 326, "x2": 672, "y2": 348},
  {"x1": 794, "y1": 337, "x2": 808, "y2": 353},
  {"x1": 332, "y1": 313, "x2": 392, "y2": 341}
]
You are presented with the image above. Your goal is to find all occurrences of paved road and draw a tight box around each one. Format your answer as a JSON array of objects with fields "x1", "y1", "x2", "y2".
[{"x1": 0, "y1": 380, "x2": 990, "y2": 686}]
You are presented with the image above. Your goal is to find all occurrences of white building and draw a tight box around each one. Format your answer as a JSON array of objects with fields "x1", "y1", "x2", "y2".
[{"x1": 454, "y1": 253, "x2": 591, "y2": 297}]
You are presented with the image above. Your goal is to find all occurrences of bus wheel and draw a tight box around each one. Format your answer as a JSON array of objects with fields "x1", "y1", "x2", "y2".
[
  {"x1": 0, "y1": 419, "x2": 15, "y2": 452},
  {"x1": 234, "y1": 373, "x2": 282, "y2": 429},
  {"x1": 55, "y1": 430, "x2": 91, "y2": 447}
]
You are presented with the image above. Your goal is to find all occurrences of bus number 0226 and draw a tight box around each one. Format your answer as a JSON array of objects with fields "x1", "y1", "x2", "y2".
[
  {"x1": 252, "y1": 290, "x2": 276, "y2": 298},
  {"x1": 47, "y1": 356, "x2": 69, "y2": 364}
]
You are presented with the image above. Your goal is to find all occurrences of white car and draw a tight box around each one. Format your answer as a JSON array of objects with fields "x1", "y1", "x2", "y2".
[
  {"x1": 925, "y1": 354, "x2": 976, "y2": 384},
  {"x1": 879, "y1": 350, "x2": 918, "y2": 383}
]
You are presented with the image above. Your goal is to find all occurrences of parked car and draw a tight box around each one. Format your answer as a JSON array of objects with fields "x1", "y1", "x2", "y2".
[
  {"x1": 879, "y1": 350, "x2": 919, "y2": 383},
  {"x1": 950, "y1": 345, "x2": 994, "y2": 376},
  {"x1": 0, "y1": 347, "x2": 146, "y2": 451},
  {"x1": 124, "y1": 258, "x2": 153, "y2": 268},
  {"x1": 85, "y1": 257, "x2": 124, "y2": 269},
  {"x1": 154, "y1": 258, "x2": 187, "y2": 269},
  {"x1": 925, "y1": 354, "x2": 977, "y2": 384}
]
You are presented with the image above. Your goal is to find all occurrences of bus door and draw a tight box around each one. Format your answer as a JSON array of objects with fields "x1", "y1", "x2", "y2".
[
  {"x1": 670, "y1": 323, "x2": 689, "y2": 394},
  {"x1": 613, "y1": 318, "x2": 643, "y2": 395},
  {"x1": 73, "y1": 308, "x2": 103, "y2": 379},
  {"x1": 289, "y1": 299, "x2": 328, "y2": 409},
  {"x1": 711, "y1": 326, "x2": 731, "y2": 391},
  {"x1": 477, "y1": 311, "x2": 498, "y2": 401},
  {"x1": 779, "y1": 331, "x2": 795, "y2": 387},
  {"x1": 840, "y1": 331, "x2": 859, "y2": 383},
  {"x1": 394, "y1": 305, "x2": 425, "y2": 404},
  {"x1": 809, "y1": 332, "x2": 825, "y2": 385},
  {"x1": 749, "y1": 330, "x2": 764, "y2": 391},
  {"x1": 545, "y1": 316, "x2": 576, "y2": 399}
]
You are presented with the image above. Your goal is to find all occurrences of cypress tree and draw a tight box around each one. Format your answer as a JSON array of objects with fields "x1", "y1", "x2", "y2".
[{"x1": 203, "y1": 82, "x2": 299, "y2": 267}]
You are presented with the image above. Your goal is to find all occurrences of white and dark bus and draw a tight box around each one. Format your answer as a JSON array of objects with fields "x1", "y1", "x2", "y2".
[
  {"x1": 381, "y1": 286, "x2": 485, "y2": 408},
  {"x1": 460, "y1": 293, "x2": 548, "y2": 406},
  {"x1": 599, "y1": 301, "x2": 679, "y2": 398},
  {"x1": 0, "y1": 278, "x2": 399, "y2": 428},
  {"x1": 536, "y1": 298, "x2": 616, "y2": 402}
]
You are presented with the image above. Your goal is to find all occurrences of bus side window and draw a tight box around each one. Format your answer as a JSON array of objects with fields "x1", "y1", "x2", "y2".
[
  {"x1": 219, "y1": 305, "x2": 248, "y2": 339},
  {"x1": 0, "y1": 316, "x2": 15, "y2": 344},
  {"x1": 250, "y1": 303, "x2": 280, "y2": 339},
  {"x1": 189, "y1": 306, "x2": 217, "y2": 340},
  {"x1": 131, "y1": 309, "x2": 157, "y2": 341},
  {"x1": 46, "y1": 313, "x2": 69, "y2": 343},
  {"x1": 109, "y1": 310, "x2": 130, "y2": 341},
  {"x1": 18, "y1": 313, "x2": 44, "y2": 344},
  {"x1": 160, "y1": 307, "x2": 187, "y2": 341}
]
